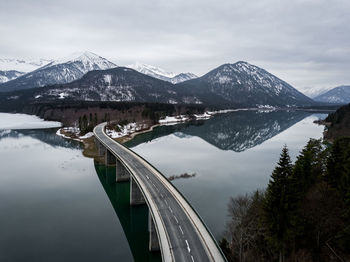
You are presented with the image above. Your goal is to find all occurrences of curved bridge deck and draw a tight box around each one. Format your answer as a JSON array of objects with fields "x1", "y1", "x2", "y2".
[{"x1": 93, "y1": 123, "x2": 226, "y2": 262}]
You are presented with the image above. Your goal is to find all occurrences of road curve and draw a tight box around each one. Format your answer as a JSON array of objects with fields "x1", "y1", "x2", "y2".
[{"x1": 94, "y1": 123, "x2": 226, "y2": 262}]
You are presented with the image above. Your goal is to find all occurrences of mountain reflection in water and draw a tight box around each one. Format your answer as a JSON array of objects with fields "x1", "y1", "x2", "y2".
[{"x1": 126, "y1": 110, "x2": 311, "y2": 152}]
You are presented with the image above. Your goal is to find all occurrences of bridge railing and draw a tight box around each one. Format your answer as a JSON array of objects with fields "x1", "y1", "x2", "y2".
[
  {"x1": 104, "y1": 125, "x2": 227, "y2": 262},
  {"x1": 94, "y1": 123, "x2": 227, "y2": 262}
]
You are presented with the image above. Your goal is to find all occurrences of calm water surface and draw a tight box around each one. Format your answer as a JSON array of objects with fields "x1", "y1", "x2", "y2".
[
  {"x1": 0, "y1": 110, "x2": 326, "y2": 261},
  {"x1": 126, "y1": 110, "x2": 327, "y2": 237}
]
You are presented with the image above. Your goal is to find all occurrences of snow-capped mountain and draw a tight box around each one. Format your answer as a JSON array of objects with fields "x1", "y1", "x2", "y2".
[
  {"x1": 177, "y1": 61, "x2": 314, "y2": 107},
  {"x1": 1, "y1": 67, "x2": 196, "y2": 104},
  {"x1": 298, "y1": 86, "x2": 332, "y2": 98},
  {"x1": 0, "y1": 51, "x2": 117, "y2": 92},
  {"x1": 0, "y1": 58, "x2": 53, "y2": 72},
  {"x1": 314, "y1": 85, "x2": 350, "y2": 104},
  {"x1": 0, "y1": 70, "x2": 25, "y2": 83},
  {"x1": 0, "y1": 60, "x2": 315, "y2": 109},
  {"x1": 128, "y1": 62, "x2": 197, "y2": 84},
  {"x1": 170, "y1": 73, "x2": 198, "y2": 84}
]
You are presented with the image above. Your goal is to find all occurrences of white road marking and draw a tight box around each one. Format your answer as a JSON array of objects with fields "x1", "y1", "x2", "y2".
[
  {"x1": 191, "y1": 255, "x2": 195, "y2": 262},
  {"x1": 146, "y1": 175, "x2": 150, "y2": 179},
  {"x1": 160, "y1": 194, "x2": 164, "y2": 198},
  {"x1": 169, "y1": 207, "x2": 173, "y2": 213},
  {"x1": 173, "y1": 215, "x2": 178, "y2": 223},
  {"x1": 164, "y1": 200, "x2": 168, "y2": 205},
  {"x1": 185, "y1": 240, "x2": 191, "y2": 253},
  {"x1": 179, "y1": 225, "x2": 184, "y2": 235}
]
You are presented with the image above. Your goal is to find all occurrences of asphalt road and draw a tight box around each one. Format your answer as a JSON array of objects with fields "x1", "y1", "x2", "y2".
[{"x1": 94, "y1": 123, "x2": 225, "y2": 262}]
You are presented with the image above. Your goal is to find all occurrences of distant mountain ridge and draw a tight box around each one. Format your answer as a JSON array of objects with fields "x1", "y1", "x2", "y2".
[
  {"x1": 0, "y1": 58, "x2": 53, "y2": 72},
  {"x1": 177, "y1": 61, "x2": 314, "y2": 107},
  {"x1": 314, "y1": 85, "x2": 350, "y2": 104},
  {"x1": 1, "y1": 67, "x2": 200, "y2": 105},
  {"x1": 128, "y1": 62, "x2": 197, "y2": 84},
  {"x1": 0, "y1": 60, "x2": 316, "y2": 109},
  {"x1": 0, "y1": 51, "x2": 117, "y2": 92}
]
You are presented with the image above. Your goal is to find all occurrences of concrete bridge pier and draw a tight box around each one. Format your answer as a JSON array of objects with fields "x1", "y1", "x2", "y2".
[
  {"x1": 116, "y1": 159, "x2": 130, "y2": 182},
  {"x1": 95, "y1": 138, "x2": 106, "y2": 157},
  {"x1": 105, "y1": 150, "x2": 116, "y2": 166},
  {"x1": 149, "y1": 212, "x2": 160, "y2": 251},
  {"x1": 130, "y1": 177, "x2": 146, "y2": 205}
]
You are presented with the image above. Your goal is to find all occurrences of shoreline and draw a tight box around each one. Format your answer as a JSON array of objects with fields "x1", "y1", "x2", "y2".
[{"x1": 55, "y1": 106, "x2": 333, "y2": 157}]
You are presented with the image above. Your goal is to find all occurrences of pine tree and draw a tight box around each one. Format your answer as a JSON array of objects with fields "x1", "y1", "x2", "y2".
[
  {"x1": 263, "y1": 145, "x2": 293, "y2": 262},
  {"x1": 292, "y1": 139, "x2": 323, "y2": 194},
  {"x1": 94, "y1": 113, "x2": 98, "y2": 126},
  {"x1": 326, "y1": 137, "x2": 350, "y2": 250}
]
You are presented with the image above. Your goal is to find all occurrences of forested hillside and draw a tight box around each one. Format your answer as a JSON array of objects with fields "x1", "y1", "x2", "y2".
[{"x1": 221, "y1": 138, "x2": 350, "y2": 261}]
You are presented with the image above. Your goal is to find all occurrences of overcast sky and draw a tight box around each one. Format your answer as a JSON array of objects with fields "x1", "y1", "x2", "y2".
[{"x1": 1, "y1": 0, "x2": 349, "y2": 94}]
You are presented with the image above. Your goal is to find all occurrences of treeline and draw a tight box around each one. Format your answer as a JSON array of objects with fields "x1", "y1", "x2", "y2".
[
  {"x1": 78, "y1": 112, "x2": 113, "y2": 134},
  {"x1": 221, "y1": 138, "x2": 350, "y2": 262},
  {"x1": 324, "y1": 103, "x2": 350, "y2": 139}
]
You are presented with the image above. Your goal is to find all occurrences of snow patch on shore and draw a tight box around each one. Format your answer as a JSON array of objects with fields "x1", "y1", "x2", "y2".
[
  {"x1": 106, "y1": 122, "x2": 149, "y2": 138},
  {"x1": 159, "y1": 115, "x2": 189, "y2": 125},
  {"x1": 56, "y1": 127, "x2": 93, "y2": 142}
]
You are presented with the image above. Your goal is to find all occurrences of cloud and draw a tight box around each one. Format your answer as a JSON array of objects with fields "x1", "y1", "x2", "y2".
[{"x1": 0, "y1": 0, "x2": 349, "y2": 92}]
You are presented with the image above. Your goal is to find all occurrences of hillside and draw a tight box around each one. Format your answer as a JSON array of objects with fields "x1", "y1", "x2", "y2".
[
  {"x1": 176, "y1": 61, "x2": 314, "y2": 107},
  {"x1": 324, "y1": 103, "x2": 350, "y2": 139},
  {"x1": 314, "y1": 85, "x2": 350, "y2": 104},
  {"x1": 0, "y1": 52, "x2": 117, "y2": 92}
]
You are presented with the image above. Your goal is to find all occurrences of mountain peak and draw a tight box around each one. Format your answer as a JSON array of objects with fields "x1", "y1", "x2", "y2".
[
  {"x1": 128, "y1": 62, "x2": 177, "y2": 78},
  {"x1": 0, "y1": 52, "x2": 117, "y2": 92},
  {"x1": 178, "y1": 61, "x2": 313, "y2": 107},
  {"x1": 128, "y1": 62, "x2": 197, "y2": 84},
  {"x1": 47, "y1": 51, "x2": 117, "y2": 69}
]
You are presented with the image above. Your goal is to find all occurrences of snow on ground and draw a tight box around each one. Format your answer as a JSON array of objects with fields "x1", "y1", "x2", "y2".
[
  {"x1": 0, "y1": 113, "x2": 61, "y2": 130},
  {"x1": 193, "y1": 112, "x2": 212, "y2": 119},
  {"x1": 106, "y1": 122, "x2": 149, "y2": 138},
  {"x1": 56, "y1": 127, "x2": 94, "y2": 142},
  {"x1": 55, "y1": 109, "x2": 257, "y2": 141},
  {"x1": 159, "y1": 115, "x2": 189, "y2": 125}
]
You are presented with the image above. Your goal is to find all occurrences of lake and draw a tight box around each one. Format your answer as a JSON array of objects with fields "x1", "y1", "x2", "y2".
[{"x1": 0, "y1": 110, "x2": 326, "y2": 261}]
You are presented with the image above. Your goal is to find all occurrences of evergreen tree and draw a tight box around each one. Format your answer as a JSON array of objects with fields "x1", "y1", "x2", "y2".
[
  {"x1": 263, "y1": 145, "x2": 293, "y2": 262},
  {"x1": 81, "y1": 114, "x2": 88, "y2": 134},
  {"x1": 292, "y1": 139, "x2": 324, "y2": 194},
  {"x1": 326, "y1": 137, "x2": 350, "y2": 250},
  {"x1": 94, "y1": 113, "x2": 98, "y2": 126}
]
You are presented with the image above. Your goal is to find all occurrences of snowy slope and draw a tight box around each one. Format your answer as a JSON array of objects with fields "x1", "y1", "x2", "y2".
[
  {"x1": 0, "y1": 70, "x2": 25, "y2": 83},
  {"x1": 177, "y1": 61, "x2": 314, "y2": 107},
  {"x1": 314, "y1": 85, "x2": 350, "y2": 104},
  {"x1": 128, "y1": 62, "x2": 197, "y2": 83},
  {"x1": 170, "y1": 73, "x2": 198, "y2": 84},
  {"x1": 298, "y1": 86, "x2": 332, "y2": 98},
  {"x1": 0, "y1": 67, "x2": 193, "y2": 104},
  {"x1": 0, "y1": 51, "x2": 117, "y2": 92}
]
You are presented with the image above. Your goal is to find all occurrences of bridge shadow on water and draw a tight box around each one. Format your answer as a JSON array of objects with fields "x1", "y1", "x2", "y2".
[{"x1": 93, "y1": 162, "x2": 162, "y2": 262}]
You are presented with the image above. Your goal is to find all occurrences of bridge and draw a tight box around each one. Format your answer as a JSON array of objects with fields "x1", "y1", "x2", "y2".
[{"x1": 93, "y1": 123, "x2": 226, "y2": 262}]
